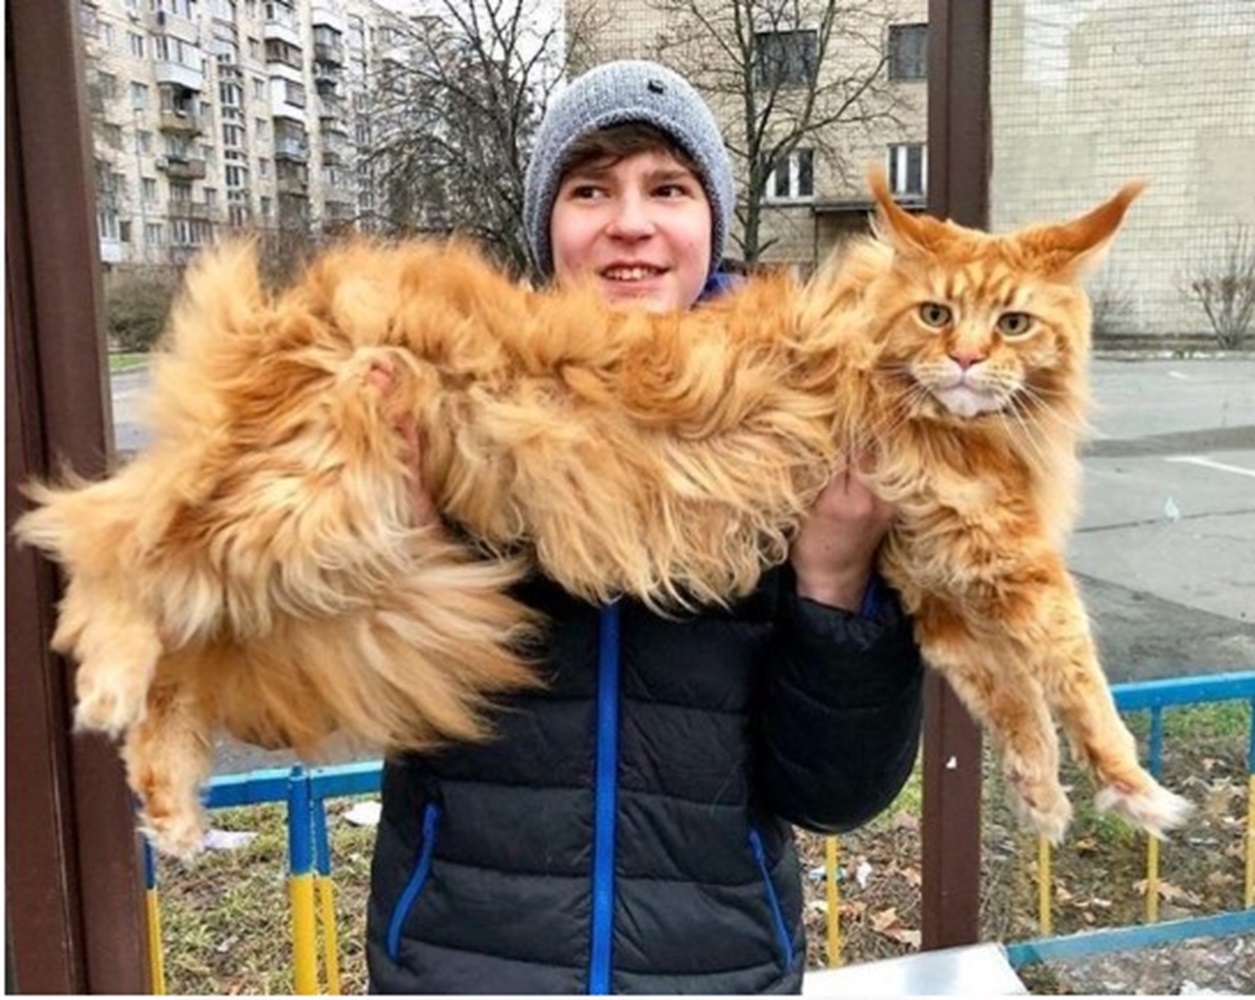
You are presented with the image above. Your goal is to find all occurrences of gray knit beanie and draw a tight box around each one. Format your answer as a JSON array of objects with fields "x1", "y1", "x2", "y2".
[{"x1": 524, "y1": 60, "x2": 735, "y2": 279}]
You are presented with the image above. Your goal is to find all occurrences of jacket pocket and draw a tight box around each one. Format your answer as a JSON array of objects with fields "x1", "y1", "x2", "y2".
[
  {"x1": 386, "y1": 801, "x2": 442, "y2": 962},
  {"x1": 748, "y1": 824, "x2": 797, "y2": 972}
]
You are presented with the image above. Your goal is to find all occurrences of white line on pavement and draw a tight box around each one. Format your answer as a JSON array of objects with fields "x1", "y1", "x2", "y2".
[{"x1": 1164, "y1": 456, "x2": 1255, "y2": 480}]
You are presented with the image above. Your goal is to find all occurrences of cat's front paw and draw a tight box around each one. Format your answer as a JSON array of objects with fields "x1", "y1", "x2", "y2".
[{"x1": 74, "y1": 664, "x2": 150, "y2": 735}]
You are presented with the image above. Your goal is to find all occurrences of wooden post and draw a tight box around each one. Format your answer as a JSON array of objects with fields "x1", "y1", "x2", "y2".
[
  {"x1": 920, "y1": 0, "x2": 992, "y2": 951},
  {"x1": 6, "y1": 0, "x2": 150, "y2": 990}
]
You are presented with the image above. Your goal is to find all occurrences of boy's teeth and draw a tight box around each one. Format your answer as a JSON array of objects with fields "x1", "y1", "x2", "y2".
[{"x1": 604, "y1": 266, "x2": 659, "y2": 281}]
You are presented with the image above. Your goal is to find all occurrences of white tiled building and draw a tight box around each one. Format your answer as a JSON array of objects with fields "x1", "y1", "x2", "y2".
[{"x1": 990, "y1": 0, "x2": 1255, "y2": 340}]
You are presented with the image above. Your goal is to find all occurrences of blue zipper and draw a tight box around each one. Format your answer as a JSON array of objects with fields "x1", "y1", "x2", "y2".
[
  {"x1": 589, "y1": 602, "x2": 622, "y2": 994},
  {"x1": 386, "y1": 801, "x2": 441, "y2": 961},
  {"x1": 749, "y1": 825, "x2": 796, "y2": 970}
]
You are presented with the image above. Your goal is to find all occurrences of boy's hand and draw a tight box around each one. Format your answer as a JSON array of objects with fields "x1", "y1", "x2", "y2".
[{"x1": 789, "y1": 454, "x2": 895, "y2": 612}]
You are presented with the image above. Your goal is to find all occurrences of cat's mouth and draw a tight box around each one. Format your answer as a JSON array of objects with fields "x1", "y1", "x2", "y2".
[{"x1": 931, "y1": 383, "x2": 1009, "y2": 418}]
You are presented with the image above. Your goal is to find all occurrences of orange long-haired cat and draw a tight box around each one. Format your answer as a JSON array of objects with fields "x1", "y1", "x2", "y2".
[{"x1": 16, "y1": 172, "x2": 1192, "y2": 857}]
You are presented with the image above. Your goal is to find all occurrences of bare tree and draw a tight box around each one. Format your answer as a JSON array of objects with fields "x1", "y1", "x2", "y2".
[
  {"x1": 647, "y1": 0, "x2": 913, "y2": 263},
  {"x1": 1182, "y1": 225, "x2": 1255, "y2": 349},
  {"x1": 364, "y1": 0, "x2": 606, "y2": 276}
]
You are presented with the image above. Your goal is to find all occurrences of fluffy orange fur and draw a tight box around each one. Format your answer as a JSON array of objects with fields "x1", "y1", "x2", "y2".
[{"x1": 16, "y1": 171, "x2": 1191, "y2": 856}]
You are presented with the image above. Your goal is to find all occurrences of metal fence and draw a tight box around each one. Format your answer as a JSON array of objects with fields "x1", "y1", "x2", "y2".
[{"x1": 142, "y1": 670, "x2": 1255, "y2": 994}]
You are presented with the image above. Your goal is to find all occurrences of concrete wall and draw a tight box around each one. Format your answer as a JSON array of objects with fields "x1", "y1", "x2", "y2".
[{"x1": 990, "y1": 0, "x2": 1255, "y2": 340}]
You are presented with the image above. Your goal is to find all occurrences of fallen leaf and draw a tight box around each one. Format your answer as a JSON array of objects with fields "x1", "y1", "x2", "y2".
[{"x1": 871, "y1": 907, "x2": 899, "y2": 932}]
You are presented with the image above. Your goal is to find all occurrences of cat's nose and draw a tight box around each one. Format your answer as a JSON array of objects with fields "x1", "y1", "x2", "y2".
[{"x1": 949, "y1": 351, "x2": 985, "y2": 371}]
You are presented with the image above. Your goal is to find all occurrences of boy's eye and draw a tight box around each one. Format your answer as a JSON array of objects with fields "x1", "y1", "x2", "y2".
[{"x1": 567, "y1": 184, "x2": 605, "y2": 200}]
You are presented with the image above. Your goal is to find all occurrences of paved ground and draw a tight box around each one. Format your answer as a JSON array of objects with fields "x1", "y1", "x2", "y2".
[
  {"x1": 1070, "y1": 358, "x2": 1255, "y2": 681},
  {"x1": 108, "y1": 356, "x2": 1255, "y2": 774}
]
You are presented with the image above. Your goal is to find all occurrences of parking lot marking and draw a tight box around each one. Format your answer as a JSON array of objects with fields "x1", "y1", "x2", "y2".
[{"x1": 1164, "y1": 456, "x2": 1255, "y2": 480}]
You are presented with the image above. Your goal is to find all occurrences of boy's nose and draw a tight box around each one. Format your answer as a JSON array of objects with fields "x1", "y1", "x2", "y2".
[{"x1": 605, "y1": 194, "x2": 656, "y2": 239}]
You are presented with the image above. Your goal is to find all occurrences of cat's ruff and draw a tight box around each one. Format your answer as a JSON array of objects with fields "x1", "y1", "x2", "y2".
[{"x1": 16, "y1": 171, "x2": 1192, "y2": 856}]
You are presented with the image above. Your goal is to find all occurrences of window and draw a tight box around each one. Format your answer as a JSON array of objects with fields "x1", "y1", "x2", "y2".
[
  {"x1": 129, "y1": 32, "x2": 145, "y2": 57},
  {"x1": 754, "y1": 29, "x2": 818, "y2": 89},
  {"x1": 97, "y1": 208, "x2": 119, "y2": 241},
  {"x1": 223, "y1": 122, "x2": 245, "y2": 147},
  {"x1": 253, "y1": 77, "x2": 266, "y2": 100},
  {"x1": 80, "y1": 2, "x2": 99, "y2": 38},
  {"x1": 146, "y1": 222, "x2": 164, "y2": 246},
  {"x1": 137, "y1": 129, "x2": 152, "y2": 153},
  {"x1": 100, "y1": 23, "x2": 115, "y2": 48},
  {"x1": 259, "y1": 195, "x2": 272, "y2": 218},
  {"x1": 255, "y1": 117, "x2": 269, "y2": 139},
  {"x1": 97, "y1": 71, "x2": 119, "y2": 100},
  {"x1": 169, "y1": 180, "x2": 193, "y2": 203},
  {"x1": 766, "y1": 147, "x2": 815, "y2": 202},
  {"x1": 104, "y1": 123, "x2": 124, "y2": 150},
  {"x1": 143, "y1": 177, "x2": 158, "y2": 203},
  {"x1": 130, "y1": 81, "x2": 149, "y2": 110},
  {"x1": 204, "y1": 187, "x2": 217, "y2": 207},
  {"x1": 282, "y1": 79, "x2": 306, "y2": 108},
  {"x1": 887, "y1": 143, "x2": 927, "y2": 197},
  {"x1": 225, "y1": 163, "x2": 248, "y2": 186},
  {"x1": 888, "y1": 23, "x2": 928, "y2": 81},
  {"x1": 258, "y1": 157, "x2": 270, "y2": 178}
]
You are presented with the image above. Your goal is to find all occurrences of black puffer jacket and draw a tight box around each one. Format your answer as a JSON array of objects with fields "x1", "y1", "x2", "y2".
[{"x1": 366, "y1": 566, "x2": 923, "y2": 994}]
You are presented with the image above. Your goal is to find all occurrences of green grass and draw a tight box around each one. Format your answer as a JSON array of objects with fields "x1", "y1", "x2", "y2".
[{"x1": 108, "y1": 351, "x2": 149, "y2": 372}]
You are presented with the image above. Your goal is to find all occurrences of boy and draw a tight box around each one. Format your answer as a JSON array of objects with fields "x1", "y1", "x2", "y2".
[{"x1": 366, "y1": 60, "x2": 923, "y2": 994}]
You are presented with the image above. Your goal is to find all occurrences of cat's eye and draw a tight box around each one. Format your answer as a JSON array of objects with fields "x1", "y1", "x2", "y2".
[
  {"x1": 918, "y1": 303, "x2": 952, "y2": 328},
  {"x1": 997, "y1": 312, "x2": 1034, "y2": 339}
]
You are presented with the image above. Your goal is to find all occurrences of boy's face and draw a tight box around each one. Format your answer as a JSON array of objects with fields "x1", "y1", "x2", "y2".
[{"x1": 549, "y1": 148, "x2": 713, "y2": 313}]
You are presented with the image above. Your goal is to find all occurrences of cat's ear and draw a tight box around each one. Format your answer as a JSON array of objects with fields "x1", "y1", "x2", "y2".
[
  {"x1": 866, "y1": 167, "x2": 948, "y2": 256},
  {"x1": 1027, "y1": 181, "x2": 1146, "y2": 276}
]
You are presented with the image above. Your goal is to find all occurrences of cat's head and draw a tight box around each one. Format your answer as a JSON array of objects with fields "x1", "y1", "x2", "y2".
[{"x1": 863, "y1": 170, "x2": 1142, "y2": 423}]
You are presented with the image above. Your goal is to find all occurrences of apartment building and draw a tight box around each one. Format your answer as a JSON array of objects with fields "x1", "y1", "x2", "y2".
[
  {"x1": 574, "y1": 0, "x2": 1253, "y2": 340},
  {"x1": 80, "y1": 0, "x2": 411, "y2": 268},
  {"x1": 569, "y1": 0, "x2": 929, "y2": 270}
]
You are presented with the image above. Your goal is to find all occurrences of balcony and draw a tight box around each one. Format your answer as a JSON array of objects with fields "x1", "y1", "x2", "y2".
[
  {"x1": 157, "y1": 155, "x2": 207, "y2": 180},
  {"x1": 277, "y1": 175, "x2": 308, "y2": 197},
  {"x1": 166, "y1": 199, "x2": 213, "y2": 221},
  {"x1": 275, "y1": 137, "x2": 309, "y2": 162},
  {"x1": 320, "y1": 134, "x2": 350, "y2": 166},
  {"x1": 155, "y1": 59, "x2": 203, "y2": 92},
  {"x1": 149, "y1": 8, "x2": 198, "y2": 43},
  {"x1": 313, "y1": 41, "x2": 344, "y2": 67},
  {"x1": 263, "y1": 5, "x2": 301, "y2": 48},
  {"x1": 159, "y1": 109, "x2": 203, "y2": 135},
  {"x1": 311, "y1": 3, "x2": 345, "y2": 33}
]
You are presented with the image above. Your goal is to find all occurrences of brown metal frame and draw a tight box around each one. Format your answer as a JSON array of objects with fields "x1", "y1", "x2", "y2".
[
  {"x1": 6, "y1": 0, "x2": 150, "y2": 991},
  {"x1": 4, "y1": 0, "x2": 992, "y2": 985},
  {"x1": 919, "y1": 0, "x2": 991, "y2": 950}
]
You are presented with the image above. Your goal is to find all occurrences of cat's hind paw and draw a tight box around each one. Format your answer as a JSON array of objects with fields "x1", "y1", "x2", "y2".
[
  {"x1": 1095, "y1": 780, "x2": 1194, "y2": 840},
  {"x1": 1008, "y1": 784, "x2": 1074, "y2": 845},
  {"x1": 140, "y1": 804, "x2": 209, "y2": 861}
]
